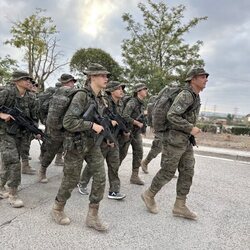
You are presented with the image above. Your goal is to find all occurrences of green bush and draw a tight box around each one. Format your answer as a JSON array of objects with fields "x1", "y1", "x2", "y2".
[
  {"x1": 231, "y1": 127, "x2": 250, "y2": 135},
  {"x1": 197, "y1": 123, "x2": 217, "y2": 133}
]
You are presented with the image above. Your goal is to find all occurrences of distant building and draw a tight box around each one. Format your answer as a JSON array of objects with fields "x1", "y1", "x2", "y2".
[{"x1": 245, "y1": 114, "x2": 250, "y2": 123}]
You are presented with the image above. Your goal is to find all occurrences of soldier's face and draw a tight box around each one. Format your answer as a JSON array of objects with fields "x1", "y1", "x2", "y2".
[
  {"x1": 93, "y1": 74, "x2": 108, "y2": 89},
  {"x1": 112, "y1": 86, "x2": 124, "y2": 99},
  {"x1": 138, "y1": 88, "x2": 148, "y2": 99},
  {"x1": 17, "y1": 78, "x2": 32, "y2": 90},
  {"x1": 193, "y1": 74, "x2": 208, "y2": 91}
]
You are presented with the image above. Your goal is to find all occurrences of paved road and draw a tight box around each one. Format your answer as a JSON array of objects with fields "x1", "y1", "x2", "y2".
[{"x1": 0, "y1": 140, "x2": 249, "y2": 250}]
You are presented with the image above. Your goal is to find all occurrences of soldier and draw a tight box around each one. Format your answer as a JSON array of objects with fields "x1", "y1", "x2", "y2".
[
  {"x1": 0, "y1": 71, "x2": 39, "y2": 208},
  {"x1": 141, "y1": 133, "x2": 163, "y2": 174},
  {"x1": 51, "y1": 63, "x2": 109, "y2": 231},
  {"x1": 120, "y1": 83, "x2": 148, "y2": 185},
  {"x1": 78, "y1": 81, "x2": 126, "y2": 200},
  {"x1": 141, "y1": 67, "x2": 209, "y2": 220},
  {"x1": 19, "y1": 79, "x2": 39, "y2": 175},
  {"x1": 38, "y1": 82, "x2": 64, "y2": 166},
  {"x1": 38, "y1": 74, "x2": 76, "y2": 183}
]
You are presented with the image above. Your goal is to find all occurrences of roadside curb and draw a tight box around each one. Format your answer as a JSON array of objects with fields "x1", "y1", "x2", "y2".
[{"x1": 142, "y1": 141, "x2": 250, "y2": 163}]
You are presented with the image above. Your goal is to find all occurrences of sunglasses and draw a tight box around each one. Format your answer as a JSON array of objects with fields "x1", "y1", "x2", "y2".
[{"x1": 22, "y1": 77, "x2": 32, "y2": 81}]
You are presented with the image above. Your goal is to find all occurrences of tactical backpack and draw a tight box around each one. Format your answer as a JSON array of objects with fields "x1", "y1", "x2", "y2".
[
  {"x1": 146, "y1": 95, "x2": 158, "y2": 127},
  {"x1": 152, "y1": 86, "x2": 199, "y2": 132},
  {"x1": 0, "y1": 85, "x2": 17, "y2": 108},
  {"x1": 46, "y1": 87, "x2": 86, "y2": 130},
  {"x1": 37, "y1": 87, "x2": 56, "y2": 124}
]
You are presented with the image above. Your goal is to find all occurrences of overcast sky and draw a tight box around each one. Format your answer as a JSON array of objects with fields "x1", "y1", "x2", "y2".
[{"x1": 0, "y1": 0, "x2": 249, "y2": 115}]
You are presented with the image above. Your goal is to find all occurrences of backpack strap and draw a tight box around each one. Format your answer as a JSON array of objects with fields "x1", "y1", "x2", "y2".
[{"x1": 180, "y1": 87, "x2": 200, "y2": 113}]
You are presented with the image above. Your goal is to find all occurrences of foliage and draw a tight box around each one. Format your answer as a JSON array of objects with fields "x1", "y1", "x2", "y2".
[
  {"x1": 122, "y1": 0, "x2": 207, "y2": 94},
  {"x1": 70, "y1": 48, "x2": 123, "y2": 81},
  {"x1": 0, "y1": 55, "x2": 18, "y2": 84},
  {"x1": 231, "y1": 127, "x2": 250, "y2": 136},
  {"x1": 5, "y1": 9, "x2": 67, "y2": 90}
]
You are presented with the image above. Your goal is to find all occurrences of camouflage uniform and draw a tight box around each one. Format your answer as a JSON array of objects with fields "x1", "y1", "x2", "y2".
[
  {"x1": 38, "y1": 74, "x2": 77, "y2": 183},
  {"x1": 142, "y1": 67, "x2": 209, "y2": 219},
  {"x1": 120, "y1": 95, "x2": 145, "y2": 169},
  {"x1": 38, "y1": 82, "x2": 63, "y2": 164},
  {"x1": 20, "y1": 88, "x2": 39, "y2": 175},
  {"x1": 0, "y1": 71, "x2": 38, "y2": 207},
  {"x1": 120, "y1": 83, "x2": 148, "y2": 185},
  {"x1": 55, "y1": 86, "x2": 106, "y2": 204},
  {"x1": 143, "y1": 132, "x2": 163, "y2": 164},
  {"x1": 149, "y1": 87, "x2": 200, "y2": 195},
  {"x1": 79, "y1": 81, "x2": 126, "y2": 197}
]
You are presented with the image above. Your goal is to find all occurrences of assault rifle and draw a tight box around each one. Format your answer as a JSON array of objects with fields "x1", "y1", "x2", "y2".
[
  {"x1": 82, "y1": 103, "x2": 117, "y2": 146},
  {"x1": 0, "y1": 105, "x2": 49, "y2": 142},
  {"x1": 134, "y1": 113, "x2": 147, "y2": 134},
  {"x1": 189, "y1": 135, "x2": 198, "y2": 147},
  {"x1": 104, "y1": 107, "x2": 129, "y2": 138}
]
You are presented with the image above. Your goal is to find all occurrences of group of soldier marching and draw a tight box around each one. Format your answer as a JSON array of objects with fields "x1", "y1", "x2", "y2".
[{"x1": 0, "y1": 63, "x2": 209, "y2": 232}]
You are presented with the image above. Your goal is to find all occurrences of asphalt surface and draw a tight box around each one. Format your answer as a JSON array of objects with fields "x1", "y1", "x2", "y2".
[{"x1": 0, "y1": 140, "x2": 249, "y2": 250}]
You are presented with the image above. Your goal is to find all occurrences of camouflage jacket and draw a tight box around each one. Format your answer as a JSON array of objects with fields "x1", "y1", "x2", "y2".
[
  {"x1": 0, "y1": 84, "x2": 38, "y2": 135},
  {"x1": 122, "y1": 96, "x2": 145, "y2": 130},
  {"x1": 105, "y1": 94, "x2": 124, "y2": 116},
  {"x1": 63, "y1": 86, "x2": 106, "y2": 133},
  {"x1": 167, "y1": 84, "x2": 201, "y2": 134}
]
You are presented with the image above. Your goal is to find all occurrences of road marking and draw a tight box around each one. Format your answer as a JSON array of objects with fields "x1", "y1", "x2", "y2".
[{"x1": 195, "y1": 154, "x2": 250, "y2": 165}]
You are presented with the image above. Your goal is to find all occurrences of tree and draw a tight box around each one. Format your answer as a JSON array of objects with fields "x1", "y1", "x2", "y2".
[
  {"x1": 227, "y1": 114, "x2": 234, "y2": 125},
  {"x1": 122, "y1": 0, "x2": 207, "y2": 94},
  {"x1": 5, "y1": 9, "x2": 67, "y2": 90},
  {"x1": 0, "y1": 55, "x2": 18, "y2": 85},
  {"x1": 70, "y1": 48, "x2": 123, "y2": 81}
]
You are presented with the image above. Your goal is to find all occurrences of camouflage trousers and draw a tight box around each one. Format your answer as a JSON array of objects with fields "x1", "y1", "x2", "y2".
[
  {"x1": 79, "y1": 142, "x2": 121, "y2": 193},
  {"x1": 0, "y1": 133, "x2": 23, "y2": 188},
  {"x1": 19, "y1": 133, "x2": 33, "y2": 162},
  {"x1": 119, "y1": 132, "x2": 143, "y2": 170},
  {"x1": 150, "y1": 130, "x2": 195, "y2": 197},
  {"x1": 144, "y1": 132, "x2": 163, "y2": 163},
  {"x1": 56, "y1": 139, "x2": 105, "y2": 204},
  {"x1": 40, "y1": 128, "x2": 64, "y2": 168}
]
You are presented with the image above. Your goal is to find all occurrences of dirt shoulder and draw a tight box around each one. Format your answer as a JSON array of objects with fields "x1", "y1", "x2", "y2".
[{"x1": 145, "y1": 130, "x2": 250, "y2": 151}]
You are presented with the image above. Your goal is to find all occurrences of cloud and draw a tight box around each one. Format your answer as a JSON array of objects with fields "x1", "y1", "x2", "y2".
[{"x1": 0, "y1": 0, "x2": 249, "y2": 115}]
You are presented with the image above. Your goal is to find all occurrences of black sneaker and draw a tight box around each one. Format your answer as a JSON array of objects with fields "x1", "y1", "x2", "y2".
[
  {"x1": 108, "y1": 192, "x2": 126, "y2": 200},
  {"x1": 77, "y1": 183, "x2": 89, "y2": 195}
]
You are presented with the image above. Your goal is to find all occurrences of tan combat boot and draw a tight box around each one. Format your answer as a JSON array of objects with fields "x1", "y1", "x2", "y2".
[
  {"x1": 38, "y1": 166, "x2": 48, "y2": 183},
  {"x1": 141, "y1": 189, "x2": 159, "y2": 214},
  {"x1": 86, "y1": 203, "x2": 108, "y2": 231},
  {"x1": 172, "y1": 196, "x2": 197, "y2": 220},
  {"x1": 141, "y1": 158, "x2": 149, "y2": 174},
  {"x1": 21, "y1": 160, "x2": 36, "y2": 175},
  {"x1": 130, "y1": 169, "x2": 144, "y2": 185},
  {"x1": 51, "y1": 200, "x2": 70, "y2": 225},
  {"x1": 8, "y1": 187, "x2": 24, "y2": 208},
  {"x1": 0, "y1": 186, "x2": 9, "y2": 199},
  {"x1": 54, "y1": 153, "x2": 64, "y2": 166}
]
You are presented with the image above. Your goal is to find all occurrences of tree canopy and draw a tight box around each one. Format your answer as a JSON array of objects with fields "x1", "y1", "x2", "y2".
[
  {"x1": 5, "y1": 9, "x2": 67, "y2": 90},
  {"x1": 70, "y1": 48, "x2": 123, "y2": 81},
  {"x1": 122, "y1": 0, "x2": 207, "y2": 94},
  {"x1": 0, "y1": 55, "x2": 18, "y2": 85}
]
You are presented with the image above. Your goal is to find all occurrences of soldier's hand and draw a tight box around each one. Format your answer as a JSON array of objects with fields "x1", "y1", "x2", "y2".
[
  {"x1": 35, "y1": 134, "x2": 42, "y2": 140},
  {"x1": 0, "y1": 113, "x2": 15, "y2": 122},
  {"x1": 111, "y1": 120, "x2": 118, "y2": 127},
  {"x1": 92, "y1": 123, "x2": 104, "y2": 134},
  {"x1": 106, "y1": 140, "x2": 115, "y2": 148},
  {"x1": 123, "y1": 131, "x2": 130, "y2": 137},
  {"x1": 133, "y1": 120, "x2": 143, "y2": 128},
  {"x1": 191, "y1": 126, "x2": 201, "y2": 136}
]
